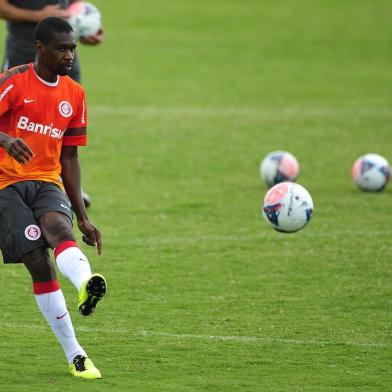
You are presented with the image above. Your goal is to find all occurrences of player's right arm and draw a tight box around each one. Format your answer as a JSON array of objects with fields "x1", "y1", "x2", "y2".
[
  {"x1": 0, "y1": 70, "x2": 34, "y2": 163},
  {"x1": 0, "y1": 0, "x2": 70, "y2": 23}
]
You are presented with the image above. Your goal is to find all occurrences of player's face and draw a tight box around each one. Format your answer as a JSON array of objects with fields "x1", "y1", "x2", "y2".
[{"x1": 39, "y1": 31, "x2": 77, "y2": 76}]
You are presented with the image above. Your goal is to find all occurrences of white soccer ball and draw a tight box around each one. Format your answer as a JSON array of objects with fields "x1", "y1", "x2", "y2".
[
  {"x1": 352, "y1": 153, "x2": 390, "y2": 192},
  {"x1": 262, "y1": 182, "x2": 313, "y2": 233},
  {"x1": 67, "y1": 1, "x2": 101, "y2": 38},
  {"x1": 260, "y1": 151, "x2": 300, "y2": 187}
]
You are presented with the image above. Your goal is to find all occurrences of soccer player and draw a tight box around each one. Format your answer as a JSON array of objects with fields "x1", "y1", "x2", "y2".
[
  {"x1": 0, "y1": 17, "x2": 106, "y2": 379},
  {"x1": 0, "y1": 0, "x2": 105, "y2": 207}
]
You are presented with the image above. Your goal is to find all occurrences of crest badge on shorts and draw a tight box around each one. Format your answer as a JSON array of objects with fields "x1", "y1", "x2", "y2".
[
  {"x1": 59, "y1": 100, "x2": 73, "y2": 118},
  {"x1": 24, "y1": 225, "x2": 41, "y2": 241}
]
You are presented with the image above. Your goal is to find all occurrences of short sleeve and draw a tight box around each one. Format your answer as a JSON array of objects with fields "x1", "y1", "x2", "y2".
[
  {"x1": 68, "y1": 88, "x2": 87, "y2": 129},
  {"x1": 0, "y1": 73, "x2": 17, "y2": 118},
  {"x1": 63, "y1": 87, "x2": 88, "y2": 146}
]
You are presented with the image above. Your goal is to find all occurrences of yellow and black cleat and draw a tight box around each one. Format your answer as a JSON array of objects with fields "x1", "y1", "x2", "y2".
[
  {"x1": 69, "y1": 355, "x2": 102, "y2": 379},
  {"x1": 78, "y1": 273, "x2": 107, "y2": 316}
]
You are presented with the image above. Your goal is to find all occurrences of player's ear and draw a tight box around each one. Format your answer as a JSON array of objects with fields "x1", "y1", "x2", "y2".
[{"x1": 35, "y1": 40, "x2": 45, "y2": 53}]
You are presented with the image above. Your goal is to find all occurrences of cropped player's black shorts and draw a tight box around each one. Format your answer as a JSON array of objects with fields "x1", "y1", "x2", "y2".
[{"x1": 0, "y1": 181, "x2": 73, "y2": 264}]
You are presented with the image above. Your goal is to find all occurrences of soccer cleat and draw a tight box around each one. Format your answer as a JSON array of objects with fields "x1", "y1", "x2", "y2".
[
  {"x1": 69, "y1": 355, "x2": 102, "y2": 379},
  {"x1": 78, "y1": 273, "x2": 107, "y2": 316}
]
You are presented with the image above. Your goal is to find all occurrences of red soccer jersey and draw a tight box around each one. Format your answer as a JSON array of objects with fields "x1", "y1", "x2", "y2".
[{"x1": 0, "y1": 63, "x2": 87, "y2": 190}]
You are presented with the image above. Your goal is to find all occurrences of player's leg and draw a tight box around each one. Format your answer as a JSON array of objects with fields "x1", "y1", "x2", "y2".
[
  {"x1": 0, "y1": 184, "x2": 100, "y2": 378},
  {"x1": 34, "y1": 183, "x2": 106, "y2": 316},
  {"x1": 38, "y1": 210, "x2": 92, "y2": 288},
  {"x1": 22, "y1": 248, "x2": 101, "y2": 379},
  {"x1": 38, "y1": 211, "x2": 106, "y2": 315}
]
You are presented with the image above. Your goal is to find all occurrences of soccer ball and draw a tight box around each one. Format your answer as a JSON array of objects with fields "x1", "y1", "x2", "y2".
[
  {"x1": 352, "y1": 153, "x2": 390, "y2": 192},
  {"x1": 67, "y1": 1, "x2": 101, "y2": 38},
  {"x1": 262, "y1": 182, "x2": 313, "y2": 233},
  {"x1": 260, "y1": 151, "x2": 300, "y2": 187}
]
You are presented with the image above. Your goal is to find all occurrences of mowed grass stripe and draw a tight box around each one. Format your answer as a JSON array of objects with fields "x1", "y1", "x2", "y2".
[
  {"x1": 89, "y1": 105, "x2": 392, "y2": 117},
  {"x1": 1, "y1": 322, "x2": 389, "y2": 348},
  {"x1": 101, "y1": 230, "x2": 392, "y2": 249}
]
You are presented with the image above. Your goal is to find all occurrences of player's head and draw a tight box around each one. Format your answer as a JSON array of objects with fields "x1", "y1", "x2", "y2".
[{"x1": 34, "y1": 17, "x2": 76, "y2": 77}]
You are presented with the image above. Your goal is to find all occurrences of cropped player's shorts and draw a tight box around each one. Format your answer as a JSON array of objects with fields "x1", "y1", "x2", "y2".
[{"x1": 0, "y1": 181, "x2": 73, "y2": 264}]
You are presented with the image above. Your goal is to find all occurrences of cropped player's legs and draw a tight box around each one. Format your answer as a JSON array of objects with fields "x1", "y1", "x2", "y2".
[
  {"x1": 21, "y1": 247, "x2": 88, "y2": 364},
  {"x1": 38, "y1": 211, "x2": 106, "y2": 316},
  {"x1": 0, "y1": 183, "x2": 93, "y2": 374}
]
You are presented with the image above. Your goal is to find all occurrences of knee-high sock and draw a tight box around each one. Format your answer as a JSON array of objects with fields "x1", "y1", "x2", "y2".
[
  {"x1": 34, "y1": 281, "x2": 87, "y2": 364},
  {"x1": 54, "y1": 241, "x2": 92, "y2": 291}
]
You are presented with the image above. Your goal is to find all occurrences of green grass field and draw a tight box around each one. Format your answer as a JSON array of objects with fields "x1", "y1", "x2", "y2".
[{"x1": 1, "y1": 0, "x2": 391, "y2": 390}]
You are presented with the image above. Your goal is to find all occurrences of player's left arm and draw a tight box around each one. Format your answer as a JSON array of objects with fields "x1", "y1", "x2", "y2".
[
  {"x1": 60, "y1": 145, "x2": 102, "y2": 255},
  {"x1": 61, "y1": 88, "x2": 101, "y2": 254}
]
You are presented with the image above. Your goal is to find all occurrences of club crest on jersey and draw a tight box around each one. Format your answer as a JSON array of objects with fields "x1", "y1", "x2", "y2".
[
  {"x1": 59, "y1": 100, "x2": 73, "y2": 118},
  {"x1": 24, "y1": 225, "x2": 41, "y2": 241}
]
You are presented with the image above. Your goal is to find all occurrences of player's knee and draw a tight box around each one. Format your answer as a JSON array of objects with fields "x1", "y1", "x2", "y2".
[
  {"x1": 39, "y1": 211, "x2": 75, "y2": 246},
  {"x1": 50, "y1": 220, "x2": 74, "y2": 242}
]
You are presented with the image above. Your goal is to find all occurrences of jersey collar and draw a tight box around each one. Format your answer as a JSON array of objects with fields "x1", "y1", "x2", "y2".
[{"x1": 31, "y1": 64, "x2": 59, "y2": 87}]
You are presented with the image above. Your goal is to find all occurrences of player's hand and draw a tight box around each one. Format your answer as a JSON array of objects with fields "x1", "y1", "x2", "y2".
[
  {"x1": 80, "y1": 29, "x2": 104, "y2": 45},
  {"x1": 3, "y1": 137, "x2": 34, "y2": 164},
  {"x1": 38, "y1": 5, "x2": 71, "y2": 21},
  {"x1": 78, "y1": 219, "x2": 103, "y2": 255}
]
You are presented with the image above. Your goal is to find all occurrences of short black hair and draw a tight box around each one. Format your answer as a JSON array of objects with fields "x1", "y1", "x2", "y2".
[{"x1": 34, "y1": 17, "x2": 74, "y2": 44}]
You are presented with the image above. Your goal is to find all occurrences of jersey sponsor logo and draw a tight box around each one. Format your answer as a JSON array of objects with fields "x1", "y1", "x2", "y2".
[
  {"x1": 24, "y1": 98, "x2": 35, "y2": 104},
  {"x1": 58, "y1": 100, "x2": 73, "y2": 118},
  {"x1": 0, "y1": 84, "x2": 14, "y2": 102},
  {"x1": 17, "y1": 116, "x2": 66, "y2": 139},
  {"x1": 24, "y1": 225, "x2": 41, "y2": 241}
]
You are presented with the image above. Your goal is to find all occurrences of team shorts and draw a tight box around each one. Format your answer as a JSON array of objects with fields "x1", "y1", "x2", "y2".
[{"x1": 0, "y1": 181, "x2": 73, "y2": 264}]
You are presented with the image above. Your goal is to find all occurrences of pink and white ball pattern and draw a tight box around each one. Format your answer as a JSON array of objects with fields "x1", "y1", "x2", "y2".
[
  {"x1": 67, "y1": 1, "x2": 101, "y2": 38},
  {"x1": 262, "y1": 182, "x2": 313, "y2": 233},
  {"x1": 352, "y1": 153, "x2": 390, "y2": 192},
  {"x1": 260, "y1": 151, "x2": 300, "y2": 187}
]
